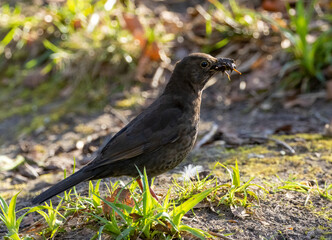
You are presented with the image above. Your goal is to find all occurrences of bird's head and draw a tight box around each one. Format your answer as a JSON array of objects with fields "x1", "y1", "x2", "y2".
[{"x1": 170, "y1": 53, "x2": 240, "y2": 92}]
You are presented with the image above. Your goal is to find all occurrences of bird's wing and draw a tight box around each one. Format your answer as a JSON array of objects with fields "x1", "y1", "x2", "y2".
[{"x1": 89, "y1": 103, "x2": 183, "y2": 168}]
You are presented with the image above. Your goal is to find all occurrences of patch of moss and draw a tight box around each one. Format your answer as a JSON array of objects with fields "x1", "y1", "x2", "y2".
[
  {"x1": 0, "y1": 183, "x2": 28, "y2": 200},
  {"x1": 285, "y1": 155, "x2": 306, "y2": 166},
  {"x1": 307, "y1": 165, "x2": 324, "y2": 175},
  {"x1": 74, "y1": 124, "x2": 95, "y2": 135},
  {"x1": 205, "y1": 133, "x2": 332, "y2": 184},
  {"x1": 224, "y1": 145, "x2": 271, "y2": 156},
  {"x1": 321, "y1": 155, "x2": 332, "y2": 163},
  {"x1": 273, "y1": 134, "x2": 332, "y2": 153},
  {"x1": 273, "y1": 133, "x2": 323, "y2": 141},
  {"x1": 49, "y1": 123, "x2": 70, "y2": 134},
  {"x1": 309, "y1": 138, "x2": 332, "y2": 152},
  {"x1": 115, "y1": 94, "x2": 145, "y2": 109}
]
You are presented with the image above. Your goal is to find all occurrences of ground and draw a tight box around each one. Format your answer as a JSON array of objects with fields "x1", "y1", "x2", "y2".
[{"x1": 1, "y1": 82, "x2": 332, "y2": 239}]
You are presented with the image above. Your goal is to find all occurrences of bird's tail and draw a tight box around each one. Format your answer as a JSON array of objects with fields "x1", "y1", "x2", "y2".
[{"x1": 31, "y1": 168, "x2": 94, "y2": 205}]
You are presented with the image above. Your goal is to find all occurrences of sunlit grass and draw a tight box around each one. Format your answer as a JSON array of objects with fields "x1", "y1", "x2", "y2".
[
  {"x1": 276, "y1": 175, "x2": 332, "y2": 205},
  {"x1": 0, "y1": 160, "x2": 269, "y2": 239},
  {"x1": 0, "y1": 0, "x2": 173, "y2": 135},
  {"x1": 265, "y1": 0, "x2": 332, "y2": 92},
  {"x1": 2, "y1": 156, "x2": 331, "y2": 239}
]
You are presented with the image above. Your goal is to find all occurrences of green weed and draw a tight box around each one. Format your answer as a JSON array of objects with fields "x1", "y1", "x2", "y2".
[
  {"x1": 0, "y1": 161, "x2": 268, "y2": 239},
  {"x1": 204, "y1": 0, "x2": 263, "y2": 52},
  {"x1": 0, "y1": 0, "x2": 173, "y2": 136},
  {"x1": 91, "y1": 168, "x2": 215, "y2": 239},
  {"x1": 0, "y1": 192, "x2": 37, "y2": 240},
  {"x1": 34, "y1": 200, "x2": 65, "y2": 238},
  {"x1": 216, "y1": 161, "x2": 268, "y2": 207},
  {"x1": 276, "y1": 175, "x2": 332, "y2": 205},
  {"x1": 271, "y1": 0, "x2": 332, "y2": 91},
  {"x1": 173, "y1": 168, "x2": 218, "y2": 202}
]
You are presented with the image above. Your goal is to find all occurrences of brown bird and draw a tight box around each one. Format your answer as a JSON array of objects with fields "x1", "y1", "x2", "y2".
[{"x1": 32, "y1": 53, "x2": 240, "y2": 204}]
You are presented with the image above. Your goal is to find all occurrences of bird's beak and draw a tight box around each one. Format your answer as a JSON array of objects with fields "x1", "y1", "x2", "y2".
[{"x1": 210, "y1": 58, "x2": 241, "y2": 80}]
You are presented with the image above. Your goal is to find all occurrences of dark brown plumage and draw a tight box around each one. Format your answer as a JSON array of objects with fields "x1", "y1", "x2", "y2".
[{"x1": 32, "y1": 53, "x2": 238, "y2": 204}]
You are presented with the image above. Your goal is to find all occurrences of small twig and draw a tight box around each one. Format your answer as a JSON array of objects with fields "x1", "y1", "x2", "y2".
[
  {"x1": 268, "y1": 137, "x2": 296, "y2": 155},
  {"x1": 21, "y1": 218, "x2": 45, "y2": 233},
  {"x1": 24, "y1": 162, "x2": 39, "y2": 178},
  {"x1": 242, "y1": 135, "x2": 295, "y2": 155},
  {"x1": 195, "y1": 123, "x2": 218, "y2": 149},
  {"x1": 151, "y1": 66, "x2": 164, "y2": 88},
  {"x1": 313, "y1": 112, "x2": 330, "y2": 124},
  {"x1": 109, "y1": 107, "x2": 129, "y2": 125},
  {"x1": 208, "y1": 231, "x2": 234, "y2": 240}
]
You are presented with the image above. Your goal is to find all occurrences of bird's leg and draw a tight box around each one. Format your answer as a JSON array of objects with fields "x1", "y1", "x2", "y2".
[{"x1": 136, "y1": 178, "x2": 159, "y2": 201}]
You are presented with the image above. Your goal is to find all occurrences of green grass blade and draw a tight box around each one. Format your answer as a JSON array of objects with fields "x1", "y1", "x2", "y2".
[
  {"x1": 97, "y1": 225, "x2": 105, "y2": 240},
  {"x1": 0, "y1": 27, "x2": 17, "y2": 50},
  {"x1": 116, "y1": 226, "x2": 135, "y2": 240},
  {"x1": 236, "y1": 177, "x2": 255, "y2": 192},
  {"x1": 94, "y1": 194, "x2": 128, "y2": 222},
  {"x1": 92, "y1": 179, "x2": 102, "y2": 207},
  {"x1": 326, "y1": 184, "x2": 332, "y2": 191},
  {"x1": 8, "y1": 232, "x2": 21, "y2": 240},
  {"x1": 89, "y1": 213, "x2": 120, "y2": 234},
  {"x1": 230, "y1": 160, "x2": 240, "y2": 187},
  {"x1": 7, "y1": 192, "x2": 20, "y2": 230},
  {"x1": 158, "y1": 212, "x2": 178, "y2": 232},
  {"x1": 43, "y1": 39, "x2": 62, "y2": 53},
  {"x1": 163, "y1": 188, "x2": 172, "y2": 209},
  {"x1": 113, "y1": 203, "x2": 133, "y2": 213},
  {"x1": 0, "y1": 195, "x2": 9, "y2": 221},
  {"x1": 179, "y1": 224, "x2": 210, "y2": 239},
  {"x1": 170, "y1": 187, "x2": 215, "y2": 226}
]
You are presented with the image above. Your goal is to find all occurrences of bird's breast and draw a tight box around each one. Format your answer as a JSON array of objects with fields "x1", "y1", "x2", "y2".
[
  {"x1": 155, "y1": 98, "x2": 201, "y2": 170},
  {"x1": 132, "y1": 93, "x2": 202, "y2": 177}
]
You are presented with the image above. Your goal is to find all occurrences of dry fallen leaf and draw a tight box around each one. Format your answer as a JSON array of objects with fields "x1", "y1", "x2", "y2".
[
  {"x1": 251, "y1": 56, "x2": 266, "y2": 70},
  {"x1": 129, "y1": 213, "x2": 143, "y2": 222},
  {"x1": 122, "y1": 13, "x2": 145, "y2": 47},
  {"x1": 122, "y1": 13, "x2": 160, "y2": 61},
  {"x1": 102, "y1": 196, "x2": 113, "y2": 216},
  {"x1": 262, "y1": 0, "x2": 286, "y2": 12},
  {"x1": 122, "y1": 13, "x2": 161, "y2": 81},
  {"x1": 102, "y1": 188, "x2": 135, "y2": 216},
  {"x1": 153, "y1": 220, "x2": 173, "y2": 234},
  {"x1": 228, "y1": 219, "x2": 238, "y2": 223},
  {"x1": 274, "y1": 124, "x2": 293, "y2": 134}
]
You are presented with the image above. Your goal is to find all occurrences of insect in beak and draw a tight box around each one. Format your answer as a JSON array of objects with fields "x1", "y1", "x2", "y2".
[{"x1": 214, "y1": 58, "x2": 242, "y2": 80}]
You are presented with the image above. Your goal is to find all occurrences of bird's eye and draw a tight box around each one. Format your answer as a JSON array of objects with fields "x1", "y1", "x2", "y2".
[{"x1": 200, "y1": 61, "x2": 209, "y2": 68}]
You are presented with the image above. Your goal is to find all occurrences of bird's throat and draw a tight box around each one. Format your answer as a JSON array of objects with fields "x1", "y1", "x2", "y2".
[{"x1": 164, "y1": 76, "x2": 201, "y2": 96}]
